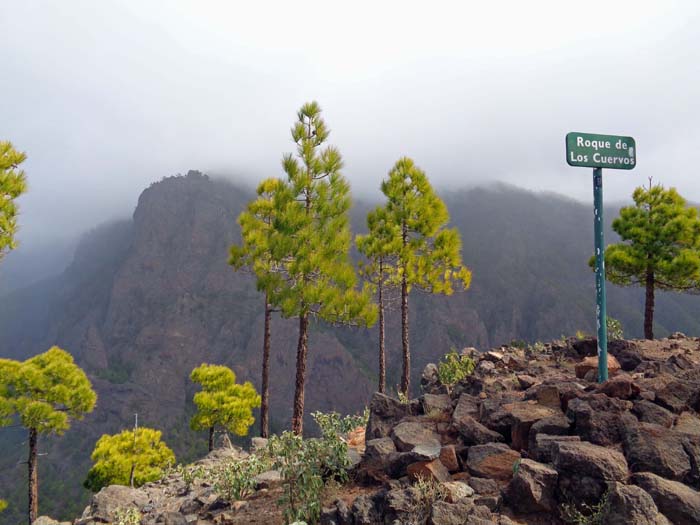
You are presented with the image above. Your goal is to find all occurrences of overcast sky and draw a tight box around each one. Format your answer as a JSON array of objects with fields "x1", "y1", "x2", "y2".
[{"x1": 2, "y1": 1, "x2": 700, "y2": 244}]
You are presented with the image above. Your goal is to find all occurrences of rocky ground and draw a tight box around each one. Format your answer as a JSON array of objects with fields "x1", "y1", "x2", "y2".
[{"x1": 36, "y1": 334, "x2": 700, "y2": 524}]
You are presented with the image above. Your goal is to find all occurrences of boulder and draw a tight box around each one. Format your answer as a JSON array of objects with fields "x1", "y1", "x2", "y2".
[
  {"x1": 391, "y1": 420, "x2": 441, "y2": 453},
  {"x1": 631, "y1": 399, "x2": 675, "y2": 427},
  {"x1": 498, "y1": 401, "x2": 559, "y2": 451},
  {"x1": 566, "y1": 394, "x2": 633, "y2": 445},
  {"x1": 428, "y1": 500, "x2": 493, "y2": 525},
  {"x1": 467, "y1": 477, "x2": 499, "y2": 495},
  {"x1": 421, "y1": 363, "x2": 447, "y2": 395},
  {"x1": 455, "y1": 414, "x2": 504, "y2": 446},
  {"x1": 350, "y1": 493, "x2": 383, "y2": 525},
  {"x1": 622, "y1": 421, "x2": 692, "y2": 481},
  {"x1": 654, "y1": 377, "x2": 700, "y2": 414},
  {"x1": 407, "y1": 459, "x2": 450, "y2": 482},
  {"x1": 605, "y1": 482, "x2": 671, "y2": 525},
  {"x1": 553, "y1": 441, "x2": 628, "y2": 502},
  {"x1": 633, "y1": 472, "x2": 700, "y2": 525},
  {"x1": 575, "y1": 354, "x2": 621, "y2": 379},
  {"x1": 253, "y1": 469, "x2": 282, "y2": 489},
  {"x1": 367, "y1": 392, "x2": 415, "y2": 439},
  {"x1": 32, "y1": 518, "x2": 70, "y2": 525},
  {"x1": 82, "y1": 485, "x2": 150, "y2": 521},
  {"x1": 441, "y1": 481, "x2": 474, "y2": 503},
  {"x1": 155, "y1": 513, "x2": 187, "y2": 525},
  {"x1": 439, "y1": 445, "x2": 460, "y2": 472},
  {"x1": 675, "y1": 411, "x2": 700, "y2": 437},
  {"x1": 422, "y1": 393, "x2": 452, "y2": 416},
  {"x1": 466, "y1": 443, "x2": 521, "y2": 481},
  {"x1": 595, "y1": 374, "x2": 640, "y2": 399},
  {"x1": 529, "y1": 434, "x2": 580, "y2": 463},
  {"x1": 503, "y1": 459, "x2": 558, "y2": 513}
]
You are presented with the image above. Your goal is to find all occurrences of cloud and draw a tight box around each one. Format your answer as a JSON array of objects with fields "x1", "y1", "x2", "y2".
[{"x1": 2, "y1": 0, "x2": 699, "y2": 243}]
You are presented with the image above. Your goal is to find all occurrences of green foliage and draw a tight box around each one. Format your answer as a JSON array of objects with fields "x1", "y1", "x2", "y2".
[
  {"x1": 606, "y1": 316, "x2": 624, "y2": 340},
  {"x1": 112, "y1": 508, "x2": 141, "y2": 525},
  {"x1": 0, "y1": 346, "x2": 96, "y2": 434},
  {"x1": 560, "y1": 491, "x2": 610, "y2": 525},
  {"x1": 437, "y1": 350, "x2": 475, "y2": 389},
  {"x1": 211, "y1": 455, "x2": 268, "y2": 501},
  {"x1": 311, "y1": 409, "x2": 368, "y2": 437},
  {"x1": 595, "y1": 184, "x2": 700, "y2": 291},
  {"x1": 84, "y1": 427, "x2": 176, "y2": 491},
  {"x1": 270, "y1": 101, "x2": 376, "y2": 325},
  {"x1": 0, "y1": 499, "x2": 6, "y2": 512},
  {"x1": 0, "y1": 141, "x2": 28, "y2": 260},
  {"x1": 190, "y1": 364, "x2": 261, "y2": 437},
  {"x1": 263, "y1": 410, "x2": 356, "y2": 524},
  {"x1": 377, "y1": 157, "x2": 472, "y2": 295}
]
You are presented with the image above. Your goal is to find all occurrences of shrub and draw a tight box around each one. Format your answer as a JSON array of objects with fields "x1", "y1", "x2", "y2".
[
  {"x1": 211, "y1": 455, "x2": 268, "y2": 501},
  {"x1": 112, "y1": 508, "x2": 141, "y2": 525},
  {"x1": 607, "y1": 316, "x2": 624, "y2": 340},
  {"x1": 560, "y1": 491, "x2": 610, "y2": 525},
  {"x1": 437, "y1": 350, "x2": 475, "y2": 390}
]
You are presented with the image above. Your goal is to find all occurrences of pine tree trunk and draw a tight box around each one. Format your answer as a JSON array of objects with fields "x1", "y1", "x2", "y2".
[
  {"x1": 261, "y1": 294, "x2": 271, "y2": 438},
  {"x1": 27, "y1": 427, "x2": 38, "y2": 525},
  {"x1": 208, "y1": 426, "x2": 214, "y2": 452},
  {"x1": 292, "y1": 313, "x2": 309, "y2": 435},
  {"x1": 400, "y1": 273, "x2": 410, "y2": 397},
  {"x1": 644, "y1": 266, "x2": 655, "y2": 340},
  {"x1": 378, "y1": 275, "x2": 386, "y2": 394}
]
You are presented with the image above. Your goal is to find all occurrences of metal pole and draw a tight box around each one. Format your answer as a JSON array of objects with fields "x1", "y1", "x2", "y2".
[{"x1": 593, "y1": 168, "x2": 608, "y2": 382}]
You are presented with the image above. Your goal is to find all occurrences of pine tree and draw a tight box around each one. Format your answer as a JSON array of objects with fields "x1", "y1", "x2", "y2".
[
  {"x1": 0, "y1": 347, "x2": 96, "y2": 524},
  {"x1": 84, "y1": 427, "x2": 175, "y2": 492},
  {"x1": 377, "y1": 157, "x2": 471, "y2": 397},
  {"x1": 229, "y1": 177, "x2": 290, "y2": 438},
  {"x1": 593, "y1": 181, "x2": 700, "y2": 339},
  {"x1": 274, "y1": 102, "x2": 376, "y2": 434},
  {"x1": 190, "y1": 364, "x2": 261, "y2": 451},
  {"x1": 0, "y1": 141, "x2": 28, "y2": 261},
  {"x1": 356, "y1": 206, "x2": 401, "y2": 393}
]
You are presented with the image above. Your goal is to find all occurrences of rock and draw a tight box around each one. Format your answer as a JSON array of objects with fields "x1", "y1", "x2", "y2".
[
  {"x1": 421, "y1": 363, "x2": 447, "y2": 394},
  {"x1": 530, "y1": 434, "x2": 580, "y2": 463},
  {"x1": 595, "y1": 374, "x2": 640, "y2": 399},
  {"x1": 407, "y1": 459, "x2": 450, "y2": 482},
  {"x1": 367, "y1": 392, "x2": 415, "y2": 439},
  {"x1": 350, "y1": 493, "x2": 383, "y2": 525},
  {"x1": 454, "y1": 415, "x2": 504, "y2": 446},
  {"x1": 365, "y1": 437, "x2": 397, "y2": 465},
  {"x1": 553, "y1": 441, "x2": 628, "y2": 502},
  {"x1": 441, "y1": 481, "x2": 474, "y2": 502},
  {"x1": 533, "y1": 384, "x2": 562, "y2": 409},
  {"x1": 516, "y1": 374, "x2": 538, "y2": 389},
  {"x1": 468, "y1": 477, "x2": 499, "y2": 495},
  {"x1": 622, "y1": 421, "x2": 691, "y2": 481},
  {"x1": 472, "y1": 495, "x2": 500, "y2": 512},
  {"x1": 391, "y1": 420, "x2": 441, "y2": 453},
  {"x1": 575, "y1": 354, "x2": 621, "y2": 379},
  {"x1": 633, "y1": 472, "x2": 700, "y2": 525},
  {"x1": 250, "y1": 436, "x2": 268, "y2": 452},
  {"x1": 439, "y1": 445, "x2": 460, "y2": 472},
  {"x1": 498, "y1": 401, "x2": 559, "y2": 451},
  {"x1": 605, "y1": 482, "x2": 671, "y2": 525},
  {"x1": 566, "y1": 394, "x2": 633, "y2": 445},
  {"x1": 253, "y1": 469, "x2": 282, "y2": 489},
  {"x1": 33, "y1": 518, "x2": 69, "y2": 525},
  {"x1": 675, "y1": 411, "x2": 700, "y2": 436},
  {"x1": 466, "y1": 443, "x2": 521, "y2": 481},
  {"x1": 503, "y1": 459, "x2": 558, "y2": 513},
  {"x1": 422, "y1": 393, "x2": 452, "y2": 415},
  {"x1": 155, "y1": 512, "x2": 188, "y2": 525},
  {"x1": 631, "y1": 399, "x2": 675, "y2": 427},
  {"x1": 654, "y1": 378, "x2": 700, "y2": 413},
  {"x1": 83, "y1": 485, "x2": 150, "y2": 521},
  {"x1": 383, "y1": 487, "x2": 422, "y2": 523},
  {"x1": 428, "y1": 500, "x2": 492, "y2": 525}
]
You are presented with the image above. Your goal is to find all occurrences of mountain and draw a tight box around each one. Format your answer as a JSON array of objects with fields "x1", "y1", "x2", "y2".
[{"x1": 2, "y1": 171, "x2": 700, "y2": 521}]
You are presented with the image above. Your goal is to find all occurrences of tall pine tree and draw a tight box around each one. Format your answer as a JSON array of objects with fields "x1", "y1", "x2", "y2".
[
  {"x1": 377, "y1": 157, "x2": 471, "y2": 397},
  {"x1": 593, "y1": 181, "x2": 700, "y2": 339},
  {"x1": 273, "y1": 102, "x2": 375, "y2": 434},
  {"x1": 229, "y1": 177, "x2": 290, "y2": 438}
]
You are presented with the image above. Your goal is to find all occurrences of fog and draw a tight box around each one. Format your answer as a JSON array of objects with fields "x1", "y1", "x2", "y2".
[{"x1": 2, "y1": 1, "x2": 700, "y2": 246}]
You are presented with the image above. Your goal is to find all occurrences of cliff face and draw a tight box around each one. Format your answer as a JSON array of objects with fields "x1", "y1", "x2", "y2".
[{"x1": 3, "y1": 173, "x2": 700, "y2": 521}]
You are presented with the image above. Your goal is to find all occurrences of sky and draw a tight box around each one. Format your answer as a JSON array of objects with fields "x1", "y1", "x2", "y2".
[{"x1": 2, "y1": 0, "x2": 700, "y2": 245}]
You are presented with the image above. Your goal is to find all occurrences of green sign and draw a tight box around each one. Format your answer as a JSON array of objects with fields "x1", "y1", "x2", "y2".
[{"x1": 566, "y1": 132, "x2": 636, "y2": 170}]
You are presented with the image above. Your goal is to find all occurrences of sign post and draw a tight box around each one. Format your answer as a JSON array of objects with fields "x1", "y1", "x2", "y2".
[{"x1": 566, "y1": 132, "x2": 636, "y2": 383}]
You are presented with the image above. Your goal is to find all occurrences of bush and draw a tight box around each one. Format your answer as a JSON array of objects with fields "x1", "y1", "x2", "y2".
[
  {"x1": 211, "y1": 455, "x2": 268, "y2": 501},
  {"x1": 437, "y1": 350, "x2": 475, "y2": 390},
  {"x1": 560, "y1": 491, "x2": 610, "y2": 525},
  {"x1": 262, "y1": 411, "x2": 358, "y2": 524},
  {"x1": 112, "y1": 508, "x2": 141, "y2": 525},
  {"x1": 607, "y1": 316, "x2": 624, "y2": 340}
]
